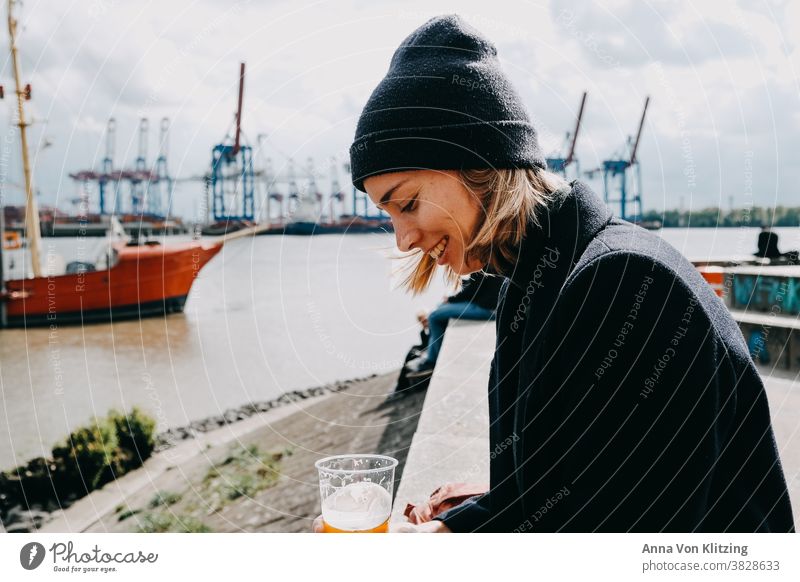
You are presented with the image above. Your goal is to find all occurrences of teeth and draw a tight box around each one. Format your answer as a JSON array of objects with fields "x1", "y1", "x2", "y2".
[{"x1": 429, "y1": 237, "x2": 448, "y2": 260}]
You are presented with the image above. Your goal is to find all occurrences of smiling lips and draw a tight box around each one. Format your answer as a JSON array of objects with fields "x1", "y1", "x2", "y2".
[{"x1": 428, "y1": 236, "x2": 449, "y2": 261}]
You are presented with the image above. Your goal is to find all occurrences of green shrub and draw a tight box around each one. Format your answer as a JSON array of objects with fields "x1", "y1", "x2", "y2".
[
  {"x1": 109, "y1": 407, "x2": 156, "y2": 470},
  {"x1": 1, "y1": 408, "x2": 159, "y2": 512},
  {"x1": 51, "y1": 418, "x2": 119, "y2": 491},
  {"x1": 49, "y1": 408, "x2": 157, "y2": 495}
]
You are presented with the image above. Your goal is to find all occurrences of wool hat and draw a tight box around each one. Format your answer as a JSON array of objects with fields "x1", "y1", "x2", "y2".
[{"x1": 349, "y1": 14, "x2": 546, "y2": 192}]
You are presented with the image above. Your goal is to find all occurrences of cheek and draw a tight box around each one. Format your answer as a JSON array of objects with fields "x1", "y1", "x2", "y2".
[
  {"x1": 451, "y1": 196, "x2": 481, "y2": 235},
  {"x1": 413, "y1": 204, "x2": 448, "y2": 231}
]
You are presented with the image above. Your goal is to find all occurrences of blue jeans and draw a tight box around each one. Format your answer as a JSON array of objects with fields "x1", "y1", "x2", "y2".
[{"x1": 424, "y1": 302, "x2": 495, "y2": 365}]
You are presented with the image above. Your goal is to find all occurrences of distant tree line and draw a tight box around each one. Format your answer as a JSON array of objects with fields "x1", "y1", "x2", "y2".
[{"x1": 641, "y1": 206, "x2": 800, "y2": 228}]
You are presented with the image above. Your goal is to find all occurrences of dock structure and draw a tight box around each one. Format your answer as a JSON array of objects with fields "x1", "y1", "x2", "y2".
[{"x1": 721, "y1": 266, "x2": 800, "y2": 371}]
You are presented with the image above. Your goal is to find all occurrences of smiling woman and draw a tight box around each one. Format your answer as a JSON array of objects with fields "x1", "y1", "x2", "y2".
[
  {"x1": 343, "y1": 14, "x2": 795, "y2": 533},
  {"x1": 364, "y1": 168, "x2": 566, "y2": 293}
]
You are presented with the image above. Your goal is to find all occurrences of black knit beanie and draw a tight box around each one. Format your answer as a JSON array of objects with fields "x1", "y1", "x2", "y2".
[{"x1": 350, "y1": 14, "x2": 546, "y2": 192}]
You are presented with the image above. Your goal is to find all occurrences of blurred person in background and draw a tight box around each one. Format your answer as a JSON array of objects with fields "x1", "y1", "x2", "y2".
[{"x1": 405, "y1": 270, "x2": 504, "y2": 380}]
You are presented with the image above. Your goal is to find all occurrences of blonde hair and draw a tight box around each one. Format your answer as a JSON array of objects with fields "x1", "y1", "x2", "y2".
[{"x1": 398, "y1": 168, "x2": 568, "y2": 294}]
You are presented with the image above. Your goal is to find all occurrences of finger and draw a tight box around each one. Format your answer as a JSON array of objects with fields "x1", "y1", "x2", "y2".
[{"x1": 312, "y1": 516, "x2": 324, "y2": 533}]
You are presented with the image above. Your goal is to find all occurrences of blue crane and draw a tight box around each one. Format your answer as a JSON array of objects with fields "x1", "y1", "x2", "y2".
[
  {"x1": 210, "y1": 62, "x2": 255, "y2": 222},
  {"x1": 153, "y1": 117, "x2": 172, "y2": 215},
  {"x1": 546, "y1": 92, "x2": 587, "y2": 178},
  {"x1": 70, "y1": 117, "x2": 170, "y2": 217},
  {"x1": 98, "y1": 118, "x2": 115, "y2": 214},
  {"x1": 592, "y1": 96, "x2": 650, "y2": 222}
]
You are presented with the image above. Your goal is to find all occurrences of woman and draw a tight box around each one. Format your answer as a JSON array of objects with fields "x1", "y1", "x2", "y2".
[{"x1": 349, "y1": 15, "x2": 794, "y2": 532}]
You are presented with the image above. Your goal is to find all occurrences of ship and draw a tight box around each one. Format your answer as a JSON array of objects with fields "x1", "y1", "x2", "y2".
[
  {"x1": 0, "y1": 1, "x2": 222, "y2": 328},
  {"x1": 264, "y1": 180, "x2": 393, "y2": 235},
  {"x1": 2, "y1": 238, "x2": 221, "y2": 327},
  {"x1": 265, "y1": 214, "x2": 393, "y2": 235}
]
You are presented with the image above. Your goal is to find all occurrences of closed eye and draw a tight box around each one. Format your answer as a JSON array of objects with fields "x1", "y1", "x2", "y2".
[{"x1": 401, "y1": 194, "x2": 419, "y2": 213}]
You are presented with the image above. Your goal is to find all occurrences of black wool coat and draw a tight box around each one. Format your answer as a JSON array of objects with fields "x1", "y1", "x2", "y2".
[{"x1": 438, "y1": 181, "x2": 794, "y2": 532}]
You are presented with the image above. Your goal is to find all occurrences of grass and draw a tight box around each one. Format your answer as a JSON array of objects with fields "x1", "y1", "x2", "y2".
[
  {"x1": 117, "y1": 508, "x2": 142, "y2": 522},
  {"x1": 121, "y1": 443, "x2": 285, "y2": 532},
  {"x1": 136, "y1": 512, "x2": 211, "y2": 533},
  {"x1": 199, "y1": 444, "x2": 282, "y2": 512},
  {"x1": 148, "y1": 490, "x2": 183, "y2": 508}
]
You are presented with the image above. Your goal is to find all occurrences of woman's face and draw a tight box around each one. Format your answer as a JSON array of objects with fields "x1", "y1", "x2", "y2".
[{"x1": 363, "y1": 170, "x2": 485, "y2": 275}]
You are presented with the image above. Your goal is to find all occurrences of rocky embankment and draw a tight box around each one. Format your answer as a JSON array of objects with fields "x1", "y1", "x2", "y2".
[{"x1": 152, "y1": 375, "x2": 376, "y2": 451}]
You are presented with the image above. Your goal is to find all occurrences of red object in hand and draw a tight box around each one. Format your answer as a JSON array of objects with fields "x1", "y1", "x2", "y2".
[{"x1": 404, "y1": 483, "x2": 488, "y2": 524}]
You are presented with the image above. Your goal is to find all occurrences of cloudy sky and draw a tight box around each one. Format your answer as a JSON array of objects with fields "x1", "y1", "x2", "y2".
[{"x1": 1, "y1": 0, "x2": 797, "y2": 220}]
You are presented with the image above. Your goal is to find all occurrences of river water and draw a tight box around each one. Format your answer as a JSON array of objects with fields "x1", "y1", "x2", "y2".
[{"x1": 1, "y1": 226, "x2": 798, "y2": 470}]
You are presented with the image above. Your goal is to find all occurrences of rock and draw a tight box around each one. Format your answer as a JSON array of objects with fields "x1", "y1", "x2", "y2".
[{"x1": 276, "y1": 394, "x2": 294, "y2": 405}]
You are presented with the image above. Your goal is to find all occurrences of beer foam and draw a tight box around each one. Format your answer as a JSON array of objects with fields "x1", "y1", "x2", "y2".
[{"x1": 322, "y1": 481, "x2": 392, "y2": 531}]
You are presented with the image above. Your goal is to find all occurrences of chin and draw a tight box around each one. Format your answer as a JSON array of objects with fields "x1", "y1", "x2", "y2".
[{"x1": 451, "y1": 257, "x2": 484, "y2": 275}]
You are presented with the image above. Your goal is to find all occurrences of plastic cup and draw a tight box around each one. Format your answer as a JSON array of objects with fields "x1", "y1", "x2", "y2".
[{"x1": 315, "y1": 454, "x2": 398, "y2": 533}]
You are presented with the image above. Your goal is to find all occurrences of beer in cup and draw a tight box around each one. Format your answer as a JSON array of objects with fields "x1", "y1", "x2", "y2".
[{"x1": 316, "y1": 454, "x2": 397, "y2": 533}]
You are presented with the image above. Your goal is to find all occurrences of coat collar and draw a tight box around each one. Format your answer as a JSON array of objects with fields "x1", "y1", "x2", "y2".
[{"x1": 501, "y1": 180, "x2": 612, "y2": 292}]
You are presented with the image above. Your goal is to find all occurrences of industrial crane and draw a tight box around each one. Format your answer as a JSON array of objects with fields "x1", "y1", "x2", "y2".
[
  {"x1": 154, "y1": 117, "x2": 172, "y2": 215},
  {"x1": 328, "y1": 157, "x2": 344, "y2": 224},
  {"x1": 210, "y1": 62, "x2": 255, "y2": 223},
  {"x1": 99, "y1": 117, "x2": 116, "y2": 214},
  {"x1": 127, "y1": 118, "x2": 149, "y2": 214},
  {"x1": 587, "y1": 96, "x2": 650, "y2": 222},
  {"x1": 70, "y1": 117, "x2": 171, "y2": 217},
  {"x1": 546, "y1": 92, "x2": 587, "y2": 178}
]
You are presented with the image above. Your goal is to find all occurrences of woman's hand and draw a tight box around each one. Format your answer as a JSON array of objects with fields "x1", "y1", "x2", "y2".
[{"x1": 312, "y1": 515, "x2": 451, "y2": 533}]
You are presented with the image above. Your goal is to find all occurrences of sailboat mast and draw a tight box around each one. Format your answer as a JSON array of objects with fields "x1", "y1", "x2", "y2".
[{"x1": 7, "y1": 0, "x2": 42, "y2": 277}]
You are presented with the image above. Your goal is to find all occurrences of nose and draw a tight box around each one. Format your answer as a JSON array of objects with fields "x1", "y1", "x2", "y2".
[{"x1": 394, "y1": 220, "x2": 422, "y2": 253}]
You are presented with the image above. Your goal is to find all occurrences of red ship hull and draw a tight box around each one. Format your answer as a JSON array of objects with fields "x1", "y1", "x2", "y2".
[{"x1": 2, "y1": 240, "x2": 222, "y2": 327}]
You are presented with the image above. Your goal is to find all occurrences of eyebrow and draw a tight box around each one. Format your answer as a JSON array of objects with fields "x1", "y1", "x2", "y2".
[{"x1": 377, "y1": 179, "x2": 410, "y2": 208}]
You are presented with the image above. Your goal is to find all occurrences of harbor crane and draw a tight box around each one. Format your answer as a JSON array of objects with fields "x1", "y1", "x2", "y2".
[
  {"x1": 69, "y1": 117, "x2": 171, "y2": 217},
  {"x1": 210, "y1": 62, "x2": 255, "y2": 222},
  {"x1": 546, "y1": 92, "x2": 587, "y2": 178},
  {"x1": 587, "y1": 96, "x2": 650, "y2": 222}
]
